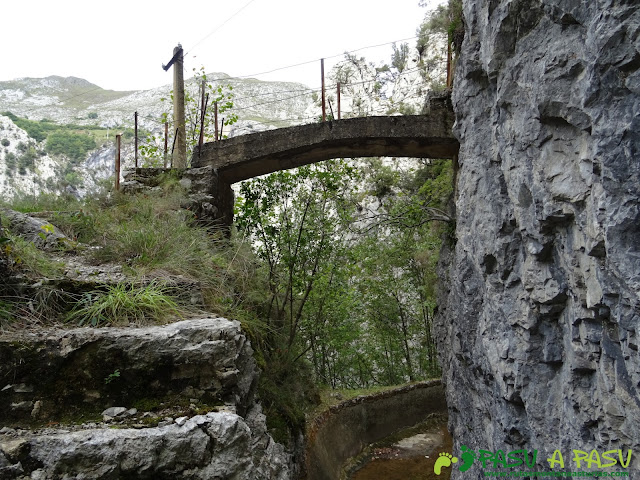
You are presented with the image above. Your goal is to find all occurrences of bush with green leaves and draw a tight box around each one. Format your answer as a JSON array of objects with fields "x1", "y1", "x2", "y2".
[
  {"x1": 0, "y1": 300, "x2": 13, "y2": 329},
  {"x1": 46, "y1": 131, "x2": 96, "y2": 161},
  {"x1": 5, "y1": 152, "x2": 17, "y2": 172}
]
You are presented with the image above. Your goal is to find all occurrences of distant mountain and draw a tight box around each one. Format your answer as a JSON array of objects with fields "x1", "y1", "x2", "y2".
[
  {"x1": 0, "y1": 74, "x2": 316, "y2": 132},
  {"x1": 0, "y1": 51, "x2": 440, "y2": 200},
  {"x1": 0, "y1": 76, "x2": 134, "y2": 121},
  {"x1": 0, "y1": 74, "x2": 318, "y2": 199}
]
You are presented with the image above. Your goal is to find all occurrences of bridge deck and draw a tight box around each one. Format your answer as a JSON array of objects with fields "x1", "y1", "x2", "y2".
[{"x1": 192, "y1": 108, "x2": 458, "y2": 184}]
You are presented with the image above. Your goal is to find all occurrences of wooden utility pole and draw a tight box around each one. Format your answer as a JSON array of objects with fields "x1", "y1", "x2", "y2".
[
  {"x1": 115, "y1": 134, "x2": 121, "y2": 191},
  {"x1": 163, "y1": 44, "x2": 187, "y2": 168},
  {"x1": 321, "y1": 58, "x2": 326, "y2": 122}
]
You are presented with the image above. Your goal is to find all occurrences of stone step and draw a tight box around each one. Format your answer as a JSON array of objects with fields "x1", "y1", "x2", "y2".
[{"x1": 0, "y1": 318, "x2": 257, "y2": 426}]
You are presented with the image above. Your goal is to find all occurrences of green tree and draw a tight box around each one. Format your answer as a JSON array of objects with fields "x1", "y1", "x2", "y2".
[
  {"x1": 140, "y1": 68, "x2": 238, "y2": 167},
  {"x1": 236, "y1": 158, "x2": 452, "y2": 389},
  {"x1": 391, "y1": 42, "x2": 410, "y2": 73},
  {"x1": 236, "y1": 160, "x2": 360, "y2": 352},
  {"x1": 417, "y1": 0, "x2": 464, "y2": 87},
  {"x1": 46, "y1": 131, "x2": 96, "y2": 162}
]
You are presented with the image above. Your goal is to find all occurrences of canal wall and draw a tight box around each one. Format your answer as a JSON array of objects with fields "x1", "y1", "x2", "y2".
[{"x1": 303, "y1": 380, "x2": 447, "y2": 480}]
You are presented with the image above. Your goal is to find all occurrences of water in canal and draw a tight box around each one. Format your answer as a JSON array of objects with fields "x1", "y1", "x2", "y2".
[{"x1": 347, "y1": 414, "x2": 452, "y2": 480}]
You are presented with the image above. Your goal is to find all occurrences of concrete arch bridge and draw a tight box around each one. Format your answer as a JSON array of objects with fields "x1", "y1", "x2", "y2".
[{"x1": 134, "y1": 95, "x2": 458, "y2": 226}]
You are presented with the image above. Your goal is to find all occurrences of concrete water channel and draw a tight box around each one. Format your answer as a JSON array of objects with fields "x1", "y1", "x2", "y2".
[
  {"x1": 347, "y1": 414, "x2": 452, "y2": 480},
  {"x1": 304, "y1": 380, "x2": 449, "y2": 480}
]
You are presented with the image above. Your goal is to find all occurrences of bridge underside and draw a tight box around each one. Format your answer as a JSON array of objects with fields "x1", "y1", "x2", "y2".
[
  {"x1": 192, "y1": 112, "x2": 458, "y2": 184},
  {"x1": 189, "y1": 96, "x2": 457, "y2": 226}
]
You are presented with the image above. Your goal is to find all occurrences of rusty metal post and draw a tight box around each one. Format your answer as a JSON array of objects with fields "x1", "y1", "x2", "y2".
[
  {"x1": 115, "y1": 134, "x2": 121, "y2": 191},
  {"x1": 214, "y1": 102, "x2": 219, "y2": 142},
  {"x1": 170, "y1": 127, "x2": 179, "y2": 168},
  {"x1": 198, "y1": 93, "x2": 209, "y2": 156},
  {"x1": 321, "y1": 58, "x2": 326, "y2": 122},
  {"x1": 134, "y1": 111, "x2": 138, "y2": 169},
  {"x1": 163, "y1": 122, "x2": 168, "y2": 168},
  {"x1": 337, "y1": 82, "x2": 341, "y2": 120},
  {"x1": 446, "y1": 40, "x2": 452, "y2": 88},
  {"x1": 199, "y1": 80, "x2": 206, "y2": 148},
  {"x1": 219, "y1": 118, "x2": 224, "y2": 140},
  {"x1": 171, "y1": 128, "x2": 179, "y2": 166}
]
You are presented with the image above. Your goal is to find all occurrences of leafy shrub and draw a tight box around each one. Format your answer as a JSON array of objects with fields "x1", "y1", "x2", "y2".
[
  {"x1": 0, "y1": 300, "x2": 14, "y2": 329},
  {"x1": 2, "y1": 114, "x2": 53, "y2": 143},
  {"x1": 1, "y1": 139, "x2": 9, "y2": 147},
  {"x1": 17, "y1": 144, "x2": 38, "y2": 174},
  {"x1": 46, "y1": 131, "x2": 96, "y2": 161},
  {"x1": 3, "y1": 191, "x2": 82, "y2": 213},
  {"x1": 5, "y1": 152, "x2": 17, "y2": 171}
]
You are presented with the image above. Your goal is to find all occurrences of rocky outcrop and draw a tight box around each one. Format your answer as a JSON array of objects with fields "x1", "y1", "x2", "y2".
[
  {"x1": 120, "y1": 167, "x2": 233, "y2": 227},
  {"x1": 1, "y1": 209, "x2": 71, "y2": 252},
  {"x1": 0, "y1": 319, "x2": 294, "y2": 479},
  {"x1": 0, "y1": 409, "x2": 291, "y2": 479},
  {"x1": 0, "y1": 318, "x2": 256, "y2": 424},
  {"x1": 436, "y1": 0, "x2": 640, "y2": 476}
]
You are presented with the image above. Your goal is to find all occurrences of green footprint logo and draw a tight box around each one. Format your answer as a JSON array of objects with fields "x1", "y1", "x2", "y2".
[
  {"x1": 434, "y1": 452, "x2": 458, "y2": 475},
  {"x1": 459, "y1": 445, "x2": 477, "y2": 472}
]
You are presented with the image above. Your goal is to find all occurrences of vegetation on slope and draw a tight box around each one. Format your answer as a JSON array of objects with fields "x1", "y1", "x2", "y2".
[{"x1": 0, "y1": 8, "x2": 459, "y2": 441}]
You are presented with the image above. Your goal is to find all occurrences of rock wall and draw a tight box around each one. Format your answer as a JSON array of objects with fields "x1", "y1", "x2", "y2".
[
  {"x1": 0, "y1": 318, "x2": 256, "y2": 424},
  {"x1": 0, "y1": 319, "x2": 294, "y2": 479},
  {"x1": 436, "y1": 0, "x2": 640, "y2": 476},
  {"x1": 121, "y1": 166, "x2": 234, "y2": 227},
  {"x1": 0, "y1": 409, "x2": 291, "y2": 479}
]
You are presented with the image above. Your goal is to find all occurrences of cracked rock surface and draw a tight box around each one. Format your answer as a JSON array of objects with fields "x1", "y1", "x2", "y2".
[
  {"x1": 435, "y1": 0, "x2": 640, "y2": 477},
  {"x1": 0, "y1": 410, "x2": 290, "y2": 480},
  {"x1": 0, "y1": 319, "x2": 294, "y2": 479}
]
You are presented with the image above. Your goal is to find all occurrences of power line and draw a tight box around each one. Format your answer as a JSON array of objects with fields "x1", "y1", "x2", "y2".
[
  {"x1": 222, "y1": 36, "x2": 421, "y2": 83},
  {"x1": 185, "y1": 0, "x2": 258, "y2": 57},
  {"x1": 139, "y1": 65, "x2": 431, "y2": 128},
  {"x1": 22, "y1": 34, "x2": 429, "y2": 112}
]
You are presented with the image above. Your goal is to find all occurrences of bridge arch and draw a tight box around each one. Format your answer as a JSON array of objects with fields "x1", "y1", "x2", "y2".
[{"x1": 190, "y1": 95, "x2": 457, "y2": 226}]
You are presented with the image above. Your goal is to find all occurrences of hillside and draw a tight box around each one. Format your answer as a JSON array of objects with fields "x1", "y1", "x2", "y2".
[
  {"x1": 0, "y1": 74, "x2": 315, "y2": 129},
  {"x1": 0, "y1": 74, "x2": 319, "y2": 199}
]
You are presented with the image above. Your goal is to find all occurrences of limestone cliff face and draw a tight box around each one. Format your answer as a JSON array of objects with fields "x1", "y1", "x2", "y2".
[{"x1": 436, "y1": 0, "x2": 640, "y2": 476}]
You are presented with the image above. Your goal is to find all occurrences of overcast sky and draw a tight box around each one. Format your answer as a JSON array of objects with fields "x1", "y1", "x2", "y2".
[{"x1": 1, "y1": 0, "x2": 442, "y2": 91}]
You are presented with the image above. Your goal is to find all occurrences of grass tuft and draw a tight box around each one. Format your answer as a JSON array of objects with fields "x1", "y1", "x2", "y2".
[
  {"x1": 66, "y1": 281, "x2": 181, "y2": 327},
  {"x1": 4, "y1": 234, "x2": 65, "y2": 278}
]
